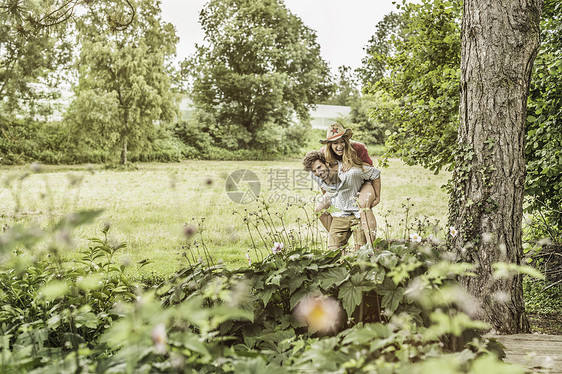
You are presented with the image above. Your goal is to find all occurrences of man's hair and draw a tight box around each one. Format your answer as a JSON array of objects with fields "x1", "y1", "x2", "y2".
[{"x1": 302, "y1": 150, "x2": 326, "y2": 171}]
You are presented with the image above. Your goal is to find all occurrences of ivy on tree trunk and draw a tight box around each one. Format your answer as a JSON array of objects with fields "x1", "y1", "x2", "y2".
[{"x1": 450, "y1": 0, "x2": 543, "y2": 333}]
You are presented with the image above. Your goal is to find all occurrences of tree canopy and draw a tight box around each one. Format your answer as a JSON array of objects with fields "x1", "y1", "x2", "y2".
[
  {"x1": 365, "y1": 0, "x2": 560, "y2": 236},
  {"x1": 0, "y1": 0, "x2": 71, "y2": 118},
  {"x1": 365, "y1": 0, "x2": 461, "y2": 173},
  {"x1": 187, "y1": 0, "x2": 332, "y2": 153},
  {"x1": 65, "y1": 0, "x2": 178, "y2": 164}
]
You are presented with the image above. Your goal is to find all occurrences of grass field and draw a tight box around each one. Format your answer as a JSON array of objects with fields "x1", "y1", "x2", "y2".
[{"x1": 0, "y1": 158, "x2": 451, "y2": 276}]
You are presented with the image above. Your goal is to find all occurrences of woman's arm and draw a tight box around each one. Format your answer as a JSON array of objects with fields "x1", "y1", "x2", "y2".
[{"x1": 371, "y1": 177, "x2": 381, "y2": 207}]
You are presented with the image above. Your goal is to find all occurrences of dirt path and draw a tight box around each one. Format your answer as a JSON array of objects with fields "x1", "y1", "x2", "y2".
[{"x1": 488, "y1": 334, "x2": 562, "y2": 373}]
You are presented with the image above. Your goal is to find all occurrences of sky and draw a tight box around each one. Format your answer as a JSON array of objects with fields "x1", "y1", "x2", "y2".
[{"x1": 160, "y1": 0, "x2": 400, "y2": 73}]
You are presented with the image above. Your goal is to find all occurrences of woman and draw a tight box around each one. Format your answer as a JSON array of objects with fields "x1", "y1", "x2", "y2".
[{"x1": 317, "y1": 123, "x2": 380, "y2": 248}]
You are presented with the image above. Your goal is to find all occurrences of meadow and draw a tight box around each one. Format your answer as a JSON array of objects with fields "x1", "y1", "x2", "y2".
[{"x1": 0, "y1": 158, "x2": 451, "y2": 276}]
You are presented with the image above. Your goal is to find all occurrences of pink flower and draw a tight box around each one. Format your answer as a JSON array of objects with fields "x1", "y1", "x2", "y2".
[
  {"x1": 183, "y1": 224, "x2": 197, "y2": 238},
  {"x1": 271, "y1": 242, "x2": 284, "y2": 254},
  {"x1": 151, "y1": 323, "x2": 167, "y2": 354},
  {"x1": 294, "y1": 294, "x2": 342, "y2": 334}
]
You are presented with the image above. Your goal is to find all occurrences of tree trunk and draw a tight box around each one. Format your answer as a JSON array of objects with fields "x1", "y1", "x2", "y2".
[
  {"x1": 449, "y1": 0, "x2": 543, "y2": 333},
  {"x1": 120, "y1": 138, "x2": 128, "y2": 165}
]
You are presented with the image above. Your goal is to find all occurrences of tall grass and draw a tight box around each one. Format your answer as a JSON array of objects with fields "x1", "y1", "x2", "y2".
[{"x1": 0, "y1": 159, "x2": 451, "y2": 275}]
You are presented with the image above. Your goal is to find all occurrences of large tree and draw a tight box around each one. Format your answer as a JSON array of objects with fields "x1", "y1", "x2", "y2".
[
  {"x1": 187, "y1": 0, "x2": 332, "y2": 153},
  {"x1": 322, "y1": 65, "x2": 360, "y2": 107},
  {"x1": 366, "y1": 0, "x2": 560, "y2": 230},
  {"x1": 66, "y1": 0, "x2": 178, "y2": 164},
  {"x1": 357, "y1": 11, "x2": 406, "y2": 89},
  {"x1": 449, "y1": 0, "x2": 543, "y2": 333}
]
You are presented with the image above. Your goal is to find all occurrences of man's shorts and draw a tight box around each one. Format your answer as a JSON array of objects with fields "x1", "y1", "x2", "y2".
[{"x1": 328, "y1": 216, "x2": 366, "y2": 250}]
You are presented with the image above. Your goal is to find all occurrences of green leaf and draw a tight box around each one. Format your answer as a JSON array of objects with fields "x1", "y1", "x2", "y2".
[
  {"x1": 39, "y1": 281, "x2": 69, "y2": 301},
  {"x1": 290, "y1": 288, "x2": 308, "y2": 310},
  {"x1": 76, "y1": 273, "x2": 104, "y2": 290},
  {"x1": 381, "y1": 287, "x2": 404, "y2": 313},
  {"x1": 180, "y1": 333, "x2": 212, "y2": 360},
  {"x1": 374, "y1": 251, "x2": 398, "y2": 269},
  {"x1": 425, "y1": 310, "x2": 489, "y2": 339},
  {"x1": 377, "y1": 277, "x2": 398, "y2": 295},
  {"x1": 341, "y1": 323, "x2": 390, "y2": 345},
  {"x1": 266, "y1": 274, "x2": 282, "y2": 286},
  {"x1": 262, "y1": 287, "x2": 275, "y2": 307},
  {"x1": 288, "y1": 275, "x2": 307, "y2": 294},
  {"x1": 317, "y1": 267, "x2": 350, "y2": 290},
  {"x1": 52, "y1": 209, "x2": 104, "y2": 232},
  {"x1": 75, "y1": 311, "x2": 99, "y2": 329},
  {"x1": 493, "y1": 263, "x2": 545, "y2": 280},
  {"x1": 338, "y1": 280, "x2": 363, "y2": 317}
]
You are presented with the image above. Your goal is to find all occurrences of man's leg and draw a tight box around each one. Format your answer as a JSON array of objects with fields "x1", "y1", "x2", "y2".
[
  {"x1": 328, "y1": 217, "x2": 353, "y2": 252},
  {"x1": 350, "y1": 217, "x2": 367, "y2": 251}
]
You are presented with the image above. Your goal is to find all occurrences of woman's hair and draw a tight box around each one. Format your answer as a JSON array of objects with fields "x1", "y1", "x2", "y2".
[{"x1": 325, "y1": 137, "x2": 363, "y2": 169}]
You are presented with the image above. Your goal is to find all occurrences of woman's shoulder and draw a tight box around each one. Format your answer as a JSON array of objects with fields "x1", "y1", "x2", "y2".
[{"x1": 350, "y1": 141, "x2": 366, "y2": 149}]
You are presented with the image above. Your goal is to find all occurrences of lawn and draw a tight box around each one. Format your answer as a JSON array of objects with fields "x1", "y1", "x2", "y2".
[{"x1": 0, "y1": 158, "x2": 451, "y2": 276}]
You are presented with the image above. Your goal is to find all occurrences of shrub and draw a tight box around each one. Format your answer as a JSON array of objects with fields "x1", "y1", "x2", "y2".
[
  {"x1": 0, "y1": 117, "x2": 68, "y2": 165},
  {"x1": 1, "y1": 211, "x2": 531, "y2": 373}
]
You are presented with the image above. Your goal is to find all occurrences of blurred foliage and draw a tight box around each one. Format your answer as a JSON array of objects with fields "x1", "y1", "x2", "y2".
[
  {"x1": 1, "y1": 203, "x2": 546, "y2": 372},
  {"x1": 186, "y1": 0, "x2": 332, "y2": 154}
]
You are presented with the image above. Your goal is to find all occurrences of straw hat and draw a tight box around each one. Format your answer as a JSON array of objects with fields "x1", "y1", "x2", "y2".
[{"x1": 319, "y1": 123, "x2": 353, "y2": 144}]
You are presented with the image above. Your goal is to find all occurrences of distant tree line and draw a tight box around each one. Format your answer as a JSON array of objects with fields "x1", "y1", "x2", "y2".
[{"x1": 1, "y1": 0, "x2": 347, "y2": 165}]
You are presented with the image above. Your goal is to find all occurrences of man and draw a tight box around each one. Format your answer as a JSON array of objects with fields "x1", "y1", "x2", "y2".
[{"x1": 302, "y1": 150, "x2": 381, "y2": 251}]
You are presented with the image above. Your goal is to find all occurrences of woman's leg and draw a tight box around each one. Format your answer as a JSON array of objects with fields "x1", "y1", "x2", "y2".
[
  {"x1": 358, "y1": 182, "x2": 377, "y2": 245},
  {"x1": 315, "y1": 194, "x2": 332, "y2": 232}
]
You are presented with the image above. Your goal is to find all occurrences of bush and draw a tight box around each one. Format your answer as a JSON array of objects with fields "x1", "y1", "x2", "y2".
[
  {"x1": 523, "y1": 277, "x2": 562, "y2": 315},
  {"x1": 0, "y1": 117, "x2": 68, "y2": 165},
  {"x1": 172, "y1": 118, "x2": 214, "y2": 158},
  {"x1": 1, "y1": 212, "x2": 528, "y2": 373}
]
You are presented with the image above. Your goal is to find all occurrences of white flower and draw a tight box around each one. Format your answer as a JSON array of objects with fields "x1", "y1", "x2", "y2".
[
  {"x1": 449, "y1": 226, "x2": 458, "y2": 237},
  {"x1": 294, "y1": 295, "x2": 342, "y2": 334},
  {"x1": 272, "y1": 242, "x2": 284, "y2": 254},
  {"x1": 410, "y1": 232, "x2": 422, "y2": 242},
  {"x1": 246, "y1": 251, "x2": 251, "y2": 265},
  {"x1": 151, "y1": 323, "x2": 167, "y2": 354}
]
